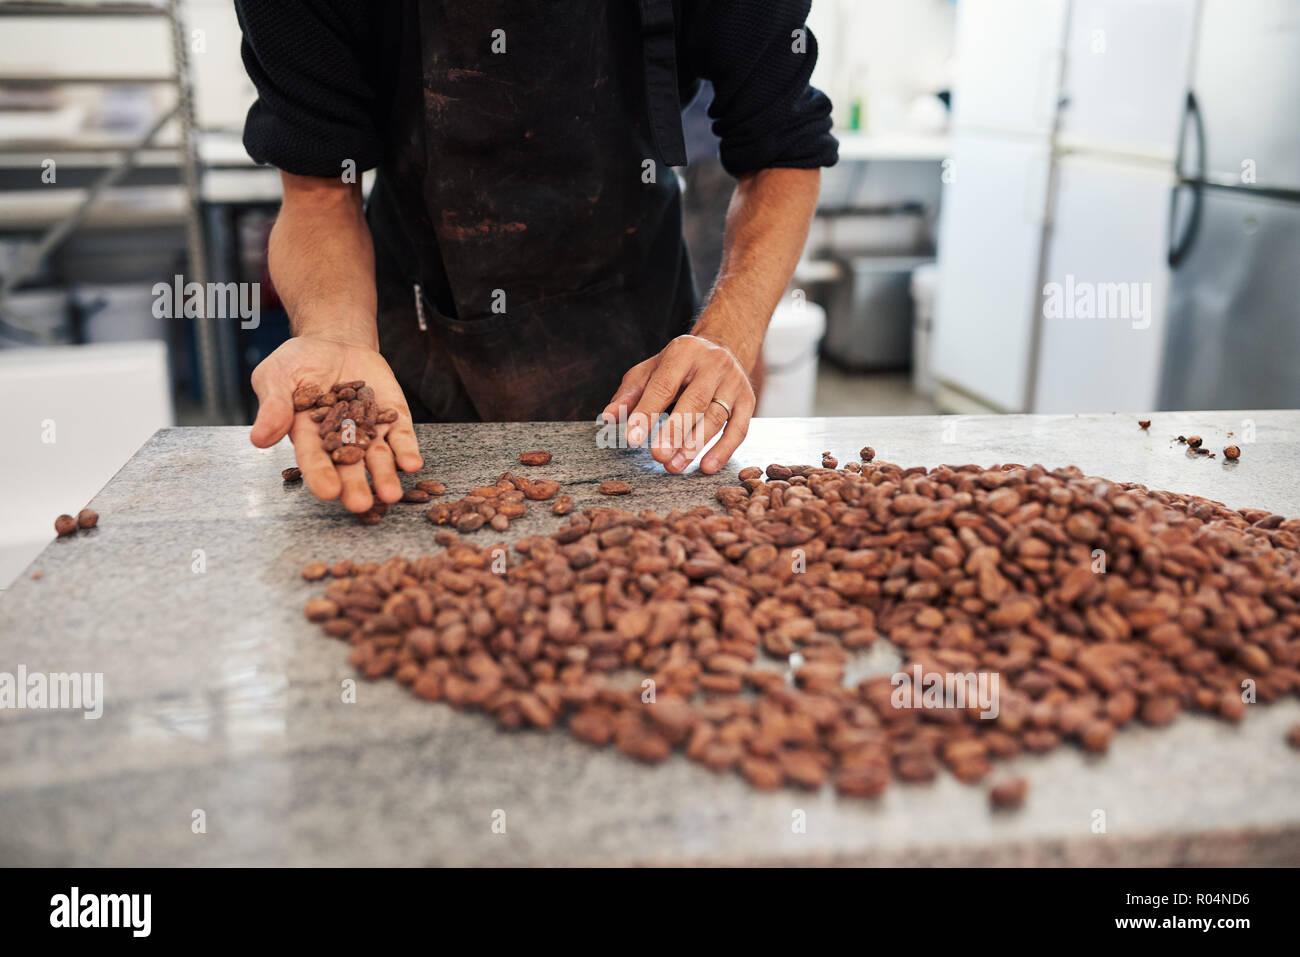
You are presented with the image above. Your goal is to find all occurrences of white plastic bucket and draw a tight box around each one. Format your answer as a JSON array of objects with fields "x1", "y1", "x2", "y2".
[{"x1": 757, "y1": 299, "x2": 826, "y2": 417}]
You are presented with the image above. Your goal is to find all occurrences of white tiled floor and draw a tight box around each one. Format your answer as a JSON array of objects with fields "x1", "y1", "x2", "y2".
[{"x1": 812, "y1": 361, "x2": 941, "y2": 417}]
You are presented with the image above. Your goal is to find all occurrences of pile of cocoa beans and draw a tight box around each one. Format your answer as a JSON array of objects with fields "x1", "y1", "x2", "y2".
[
  {"x1": 293, "y1": 381, "x2": 400, "y2": 465},
  {"x1": 301, "y1": 457, "x2": 1300, "y2": 805}
]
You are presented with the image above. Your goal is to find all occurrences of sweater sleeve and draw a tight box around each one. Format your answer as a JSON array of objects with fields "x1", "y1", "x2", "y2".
[
  {"x1": 235, "y1": 0, "x2": 383, "y2": 177},
  {"x1": 681, "y1": 0, "x2": 838, "y2": 176}
]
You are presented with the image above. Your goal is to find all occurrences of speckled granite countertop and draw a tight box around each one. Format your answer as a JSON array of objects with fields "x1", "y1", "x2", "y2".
[{"x1": 2, "y1": 412, "x2": 1299, "y2": 866}]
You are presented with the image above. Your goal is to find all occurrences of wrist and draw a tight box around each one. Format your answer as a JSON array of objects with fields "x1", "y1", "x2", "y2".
[
  {"x1": 691, "y1": 316, "x2": 762, "y2": 375},
  {"x1": 292, "y1": 315, "x2": 379, "y2": 352}
]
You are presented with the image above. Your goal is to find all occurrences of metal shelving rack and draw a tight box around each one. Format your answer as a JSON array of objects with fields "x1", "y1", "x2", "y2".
[{"x1": 0, "y1": 0, "x2": 220, "y2": 419}]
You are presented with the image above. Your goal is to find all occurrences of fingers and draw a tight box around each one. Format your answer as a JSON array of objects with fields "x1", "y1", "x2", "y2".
[
  {"x1": 653, "y1": 372, "x2": 725, "y2": 472},
  {"x1": 627, "y1": 346, "x2": 692, "y2": 446},
  {"x1": 671, "y1": 392, "x2": 733, "y2": 473},
  {"x1": 385, "y1": 418, "x2": 424, "y2": 473},
  {"x1": 365, "y1": 436, "x2": 404, "y2": 503},
  {"x1": 602, "y1": 360, "x2": 654, "y2": 429},
  {"x1": 337, "y1": 460, "x2": 375, "y2": 513},
  {"x1": 370, "y1": 371, "x2": 423, "y2": 472},
  {"x1": 249, "y1": 364, "x2": 295, "y2": 448},
  {"x1": 289, "y1": 414, "x2": 343, "y2": 502},
  {"x1": 699, "y1": 391, "x2": 755, "y2": 474}
]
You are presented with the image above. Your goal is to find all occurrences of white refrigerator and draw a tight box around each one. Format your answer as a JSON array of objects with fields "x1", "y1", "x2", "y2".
[
  {"x1": 932, "y1": 0, "x2": 1068, "y2": 412},
  {"x1": 932, "y1": 0, "x2": 1200, "y2": 413}
]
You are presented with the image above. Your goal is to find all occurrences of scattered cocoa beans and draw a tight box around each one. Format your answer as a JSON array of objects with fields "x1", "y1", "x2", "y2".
[
  {"x1": 424, "y1": 470, "x2": 560, "y2": 533},
  {"x1": 282, "y1": 467, "x2": 302, "y2": 483},
  {"x1": 300, "y1": 454, "x2": 1300, "y2": 809},
  {"x1": 54, "y1": 509, "x2": 97, "y2": 537},
  {"x1": 1138, "y1": 420, "x2": 1151, "y2": 430},
  {"x1": 598, "y1": 480, "x2": 632, "y2": 496},
  {"x1": 519, "y1": 450, "x2": 552, "y2": 466},
  {"x1": 1224, "y1": 445, "x2": 1240, "y2": 461}
]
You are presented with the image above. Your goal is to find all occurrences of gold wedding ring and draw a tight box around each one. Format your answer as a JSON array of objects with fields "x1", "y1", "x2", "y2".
[{"x1": 711, "y1": 397, "x2": 733, "y2": 418}]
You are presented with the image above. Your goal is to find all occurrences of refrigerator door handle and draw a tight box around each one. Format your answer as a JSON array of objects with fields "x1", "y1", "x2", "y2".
[{"x1": 1168, "y1": 91, "x2": 1206, "y2": 268}]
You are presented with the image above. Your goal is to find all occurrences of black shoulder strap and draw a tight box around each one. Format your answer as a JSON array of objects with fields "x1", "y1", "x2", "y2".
[{"x1": 638, "y1": 0, "x2": 688, "y2": 167}]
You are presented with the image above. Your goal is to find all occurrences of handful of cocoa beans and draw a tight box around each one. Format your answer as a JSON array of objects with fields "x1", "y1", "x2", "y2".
[
  {"x1": 292, "y1": 381, "x2": 400, "y2": 466},
  {"x1": 302, "y1": 454, "x2": 1300, "y2": 806}
]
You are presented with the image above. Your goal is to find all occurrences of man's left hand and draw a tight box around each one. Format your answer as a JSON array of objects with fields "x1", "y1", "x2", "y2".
[{"x1": 601, "y1": 334, "x2": 755, "y2": 475}]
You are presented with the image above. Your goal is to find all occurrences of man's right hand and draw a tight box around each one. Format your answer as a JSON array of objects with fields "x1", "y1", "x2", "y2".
[{"x1": 250, "y1": 335, "x2": 423, "y2": 513}]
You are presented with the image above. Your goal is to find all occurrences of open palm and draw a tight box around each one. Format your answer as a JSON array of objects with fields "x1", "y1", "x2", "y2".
[{"x1": 250, "y1": 335, "x2": 423, "y2": 512}]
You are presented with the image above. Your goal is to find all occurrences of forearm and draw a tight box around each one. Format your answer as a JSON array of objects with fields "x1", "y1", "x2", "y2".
[
  {"x1": 268, "y1": 172, "x2": 379, "y2": 350},
  {"x1": 691, "y1": 167, "x2": 821, "y2": 373}
]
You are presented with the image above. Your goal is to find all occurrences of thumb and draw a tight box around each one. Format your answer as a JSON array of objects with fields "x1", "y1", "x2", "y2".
[{"x1": 249, "y1": 366, "x2": 296, "y2": 448}]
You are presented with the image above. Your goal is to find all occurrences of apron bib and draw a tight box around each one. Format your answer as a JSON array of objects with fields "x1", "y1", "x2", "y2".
[{"x1": 370, "y1": 0, "x2": 696, "y2": 422}]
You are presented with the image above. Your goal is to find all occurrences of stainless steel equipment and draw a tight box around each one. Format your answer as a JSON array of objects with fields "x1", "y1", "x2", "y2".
[
  {"x1": 1159, "y1": 0, "x2": 1300, "y2": 409},
  {"x1": 820, "y1": 254, "x2": 932, "y2": 371}
]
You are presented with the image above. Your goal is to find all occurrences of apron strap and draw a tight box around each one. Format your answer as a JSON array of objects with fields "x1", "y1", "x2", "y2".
[{"x1": 638, "y1": 0, "x2": 688, "y2": 167}]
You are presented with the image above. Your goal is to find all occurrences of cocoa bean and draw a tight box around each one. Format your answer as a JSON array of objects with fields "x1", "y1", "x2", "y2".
[
  {"x1": 332, "y1": 446, "x2": 365, "y2": 465},
  {"x1": 292, "y1": 383, "x2": 322, "y2": 411},
  {"x1": 989, "y1": 778, "x2": 1028, "y2": 809},
  {"x1": 525, "y1": 479, "x2": 561, "y2": 500},
  {"x1": 304, "y1": 598, "x2": 338, "y2": 621}
]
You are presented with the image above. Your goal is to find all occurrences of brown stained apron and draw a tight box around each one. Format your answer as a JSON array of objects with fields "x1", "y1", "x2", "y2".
[{"x1": 368, "y1": 0, "x2": 697, "y2": 422}]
